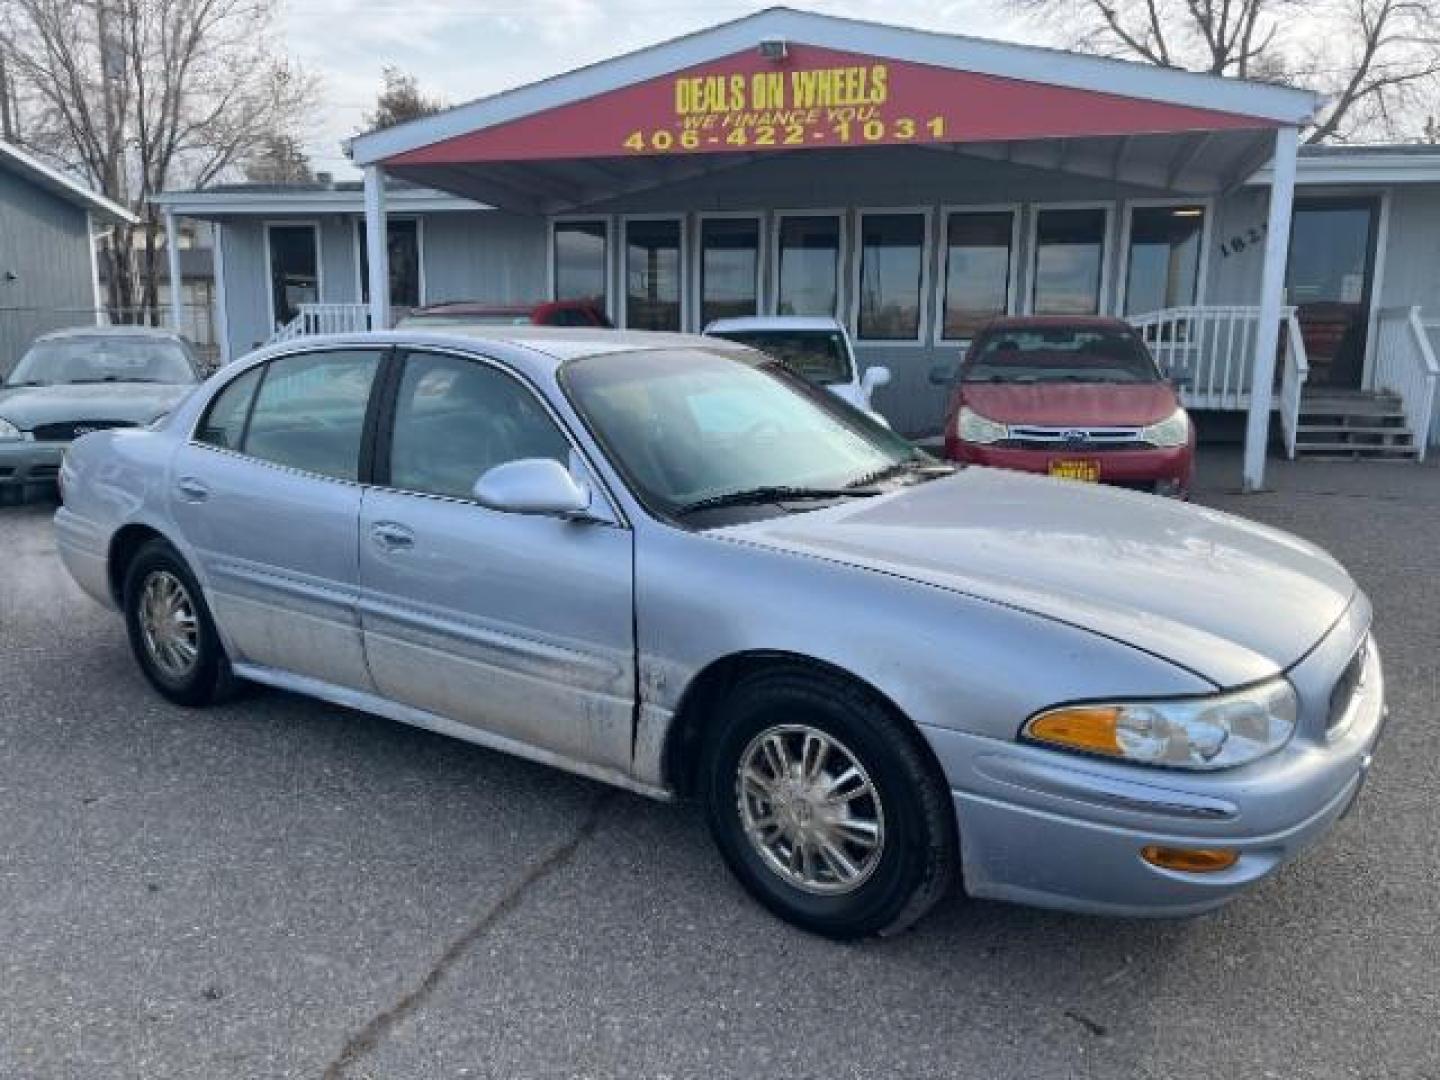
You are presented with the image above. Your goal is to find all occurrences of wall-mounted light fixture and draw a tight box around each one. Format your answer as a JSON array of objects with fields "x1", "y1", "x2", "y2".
[{"x1": 758, "y1": 37, "x2": 788, "y2": 61}]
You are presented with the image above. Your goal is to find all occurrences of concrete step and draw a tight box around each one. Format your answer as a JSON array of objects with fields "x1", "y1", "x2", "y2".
[{"x1": 1294, "y1": 441, "x2": 1420, "y2": 459}]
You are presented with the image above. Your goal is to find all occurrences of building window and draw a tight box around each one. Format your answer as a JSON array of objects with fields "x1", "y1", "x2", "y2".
[
  {"x1": 553, "y1": 220, "x2": 609, "y2": 309},
  {"x1": 625, "y1": 218, "x2": 682, "y2": 331},
  {"x1": 358, "y1": 219, "x2": 421, "y2": 310},
  {"x1": 267, "y1": 224, "x2": 318, "y2": 330},
  {"x1": 1124, "y1": 205, "x2": 1205, "y2": 316},
  {"x1": 941, "y1": 210, "x2": 1014, "y2": 340},
  {"x1": 699, "y1": 217, "x2": 760, "y2": 326},
  {"x1": 856, "y1": 212, "x2": 926, "y2": 341},
  {"x1": 1031, "y1": 208, "x2": 1108, "y2": 315},
  {"x1": 775, "y1": 215, "x2": 841, "y2": 318}
]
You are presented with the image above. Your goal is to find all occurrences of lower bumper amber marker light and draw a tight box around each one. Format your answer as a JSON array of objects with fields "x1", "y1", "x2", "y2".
[{"x1": 1141, "y1": 845, "x2": 1240, "y2": 873}]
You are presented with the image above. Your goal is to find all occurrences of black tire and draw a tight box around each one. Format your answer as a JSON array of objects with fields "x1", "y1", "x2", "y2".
[
  {"x1": 122, "y1": 538, "x2": 236, "y2": 706},
  {"x1": 702, "y1": 666, "x2": 958, "y2": 939}
]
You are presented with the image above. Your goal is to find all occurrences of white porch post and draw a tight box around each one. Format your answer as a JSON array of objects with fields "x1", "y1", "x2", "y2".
[
  {"x1": 1243, "y1": 126, "x2": 1299, "y2": 492},
  {"x1": 363, "y1": 164, "x2": 390, "y2": 330},
  {"x1": 164, "y1": 210, "x2": 183, "y2": 332}
]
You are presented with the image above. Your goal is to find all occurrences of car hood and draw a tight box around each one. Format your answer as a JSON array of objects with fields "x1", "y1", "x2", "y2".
[
  {"x1": 718, "y1": 468, "x2": 1355, "y2": 688},
  {"x1": 962, "y1": 382, "x2": 1178, "y2": 426},
  {"x1": 0, "y1": 382, "x2": 194, "y2": 429}
]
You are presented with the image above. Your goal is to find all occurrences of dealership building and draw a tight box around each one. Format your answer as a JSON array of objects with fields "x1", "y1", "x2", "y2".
[{"x1": 152, "y1": 7, "x2": 1440, "y2": 486}]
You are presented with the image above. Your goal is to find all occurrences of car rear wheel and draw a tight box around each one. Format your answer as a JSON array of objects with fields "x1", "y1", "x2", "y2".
[
  {"x1": 702, "y1": 666, "x2": 957, "y2": 939},
  {"x1": 122, "y1": 539, "x2": 235, "y2": 706}
]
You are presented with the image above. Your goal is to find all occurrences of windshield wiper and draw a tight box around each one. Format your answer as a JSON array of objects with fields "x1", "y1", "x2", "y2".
[
  {"x1": 3, "y1": 380, "x2": 47, "y2": 387},
  {"x1": 674, "y1": 485, "x2": 882, "y2": 516}
]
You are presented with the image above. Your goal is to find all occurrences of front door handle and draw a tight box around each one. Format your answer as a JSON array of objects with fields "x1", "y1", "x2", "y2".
[
  {"x1": 370, "y1": 521, "x2": 415, "y2": 552},
  {"x1": 175, "y1": 476, "x2": 210, "y2": 503}
]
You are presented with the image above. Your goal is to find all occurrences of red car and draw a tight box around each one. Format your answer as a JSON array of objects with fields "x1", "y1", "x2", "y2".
[
  {"x1": 938, "y1": 317, "x2": 1194, "y2": 497},
  {"x1": 398, "y1": 298, "x2": 612, "y2": 328}
]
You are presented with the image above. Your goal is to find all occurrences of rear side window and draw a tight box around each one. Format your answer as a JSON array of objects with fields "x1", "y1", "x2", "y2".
[
  {"x1": 195, "y1": 367, "x2": 262, "y2": 450},
  {"x1": 241, "y1": 350, "x2": 380, "y2": 480}
]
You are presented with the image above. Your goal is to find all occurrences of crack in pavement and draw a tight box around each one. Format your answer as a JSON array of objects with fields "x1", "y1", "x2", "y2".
[{"x1": 321, "y1": 790, "x2": 615, "y2": 1080}]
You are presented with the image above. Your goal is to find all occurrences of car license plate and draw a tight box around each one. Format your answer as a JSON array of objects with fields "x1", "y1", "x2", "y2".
[{"x1": 1048, "y1": 459, "x2": 1099, "y2": 483}]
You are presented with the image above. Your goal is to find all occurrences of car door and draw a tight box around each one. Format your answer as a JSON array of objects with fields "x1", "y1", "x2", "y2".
[
  {"x1": 357, "y1": 347, "x2": 635, "y2": 771},
  {"x1": 170, "y1": 346, "x2": 385, "y2": 692}
]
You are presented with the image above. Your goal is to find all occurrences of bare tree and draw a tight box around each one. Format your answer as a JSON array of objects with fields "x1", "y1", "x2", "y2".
[
  {"x1": 244, "y1": 131, "x2": 313, "y2": 184},
  {"x1": 362, "y1": 65, "x2": 444, "y2": 133},
  {"x1": 0, "y1": 0, "x2": 316, "y2": 319},
  {"x1": 1010, "y1": 0, "x2": 1440, "y2": 142}
]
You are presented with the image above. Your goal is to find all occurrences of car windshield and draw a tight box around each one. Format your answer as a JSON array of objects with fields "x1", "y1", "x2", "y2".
[
  {"x1": 562, "y1": 347, "x2": 923, "y2": 518},
  {"x1": 964, "y1": 327, "x2": 1161, "y2": 385},
  {"x1": 7, "y1": 337, "x2": 196, "y2": 386},
  {"x1": 708, "y1": 330, "x2": 852, "y2": 385}
]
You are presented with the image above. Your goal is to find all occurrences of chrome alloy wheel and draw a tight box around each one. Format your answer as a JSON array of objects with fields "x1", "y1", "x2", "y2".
[
  {"x1": 736, "y1": 724, "x2": 886, "y2": 895},
  {"x1": 138, "y1": 570, "x2": 200, "y2": 681}
]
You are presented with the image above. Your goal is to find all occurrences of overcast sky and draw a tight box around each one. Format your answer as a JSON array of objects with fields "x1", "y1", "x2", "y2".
[{"x1": 281, "y1": 0, "x2": 1038, "y2": 177}]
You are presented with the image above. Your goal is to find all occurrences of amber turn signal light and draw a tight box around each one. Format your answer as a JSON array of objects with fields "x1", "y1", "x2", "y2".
[
  {"x1": 1025, "y1": 707, "x2": 1123, "y2": 756},
  {"x1": 1141, "y1": 845, "x2": 1239, "y2": 873}
]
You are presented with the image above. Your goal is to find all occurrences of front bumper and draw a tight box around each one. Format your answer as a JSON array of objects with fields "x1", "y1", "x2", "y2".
[
  {"x1": 923, "y1": 633, "x2": 1387, "y2": 917},
  {"x1": 0, "y1": 439, "x2": 64, "y2": 488},
  {"x1": 945, "y1": 440, "x2": 1193, "y2": 495}
]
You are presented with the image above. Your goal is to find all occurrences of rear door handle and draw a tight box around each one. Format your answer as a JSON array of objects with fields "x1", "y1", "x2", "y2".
[
  {"x1": 370, "y1": 522, "x2": 415, "y2": 552},
  {"x1": 175, "y1": 477, "x2": 210, "y2": 502}
]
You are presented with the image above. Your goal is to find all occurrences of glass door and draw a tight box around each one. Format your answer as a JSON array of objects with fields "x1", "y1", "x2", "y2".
[{"x1": 1286, "y1": 199, "x2": 1379, "y2": 389}]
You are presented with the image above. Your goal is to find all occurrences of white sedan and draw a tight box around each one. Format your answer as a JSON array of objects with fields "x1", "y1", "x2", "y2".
[{"x1": 704, "y1": 316, "x2": 891, "y2": 424}]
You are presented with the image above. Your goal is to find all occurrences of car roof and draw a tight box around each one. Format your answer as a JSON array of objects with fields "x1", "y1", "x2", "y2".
[
  {"x1": 247, "y1": 328, "x2": 754, "y2": 381},
  {"x1": 411, "y1": 299, "x2": 600, "y2": 316},
  {"x1": 705, "y1": 316, "x2": 844, "y2": 333},
  {"x1": 35, "y1": 325, "x2": 189, "y2": 343},
  {"x1": 978, "y1": 315, "x2": 1135, "y2": 334}
]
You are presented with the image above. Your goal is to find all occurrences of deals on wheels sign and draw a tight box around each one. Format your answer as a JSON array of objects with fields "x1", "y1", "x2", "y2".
[{"x1": 387, "y1": 44, "x2": 1267, "y2": 166}]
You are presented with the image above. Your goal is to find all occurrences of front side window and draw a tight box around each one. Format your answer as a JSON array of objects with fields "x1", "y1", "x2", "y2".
[
  {"x1": 857, "y1": 212, "x2": 926, "y2": 340},
  {"x1": 553, "y1": 220, "x2": 609, "y2": 309},
  {"x1": 7, "y1": 337, "x2": 197, "y2": 387},
  {"x1": 195, "y1": 366, "x2": 263, "y2": 450},
  {"x1": 243, "y1": 350, "x2": 380, "y2": 480},
  {"x1": 625, "y1": 219, "x2": 682, "y2": 331},
  {"x1": 267, "y1": 224, "x2": 319, "y2": 329},
  {"x1": 700, "y1": 218, "x2": 760, "y2": 326},
  {"x1": 388, "y1": 352, "x2": 569, "y2": 501},
  {"x1": 941, "y1": 211, "x2": 1014, "y2": 340},
  {"x1": 563, "y1": 348, "x2": 917, "y2": 517},
  {"x1": 1124, "y1": 205, "x2": 1205, "y2": 316},
  {"x1": 1032, "y1": 208, "x2": 1108, "y2": 315},
  {"x1": 775, "y1": 215, "x2": 841, "y2": 318},
  {"x1": 358, "y1": 219, "x2": 421, "y2": 310}
]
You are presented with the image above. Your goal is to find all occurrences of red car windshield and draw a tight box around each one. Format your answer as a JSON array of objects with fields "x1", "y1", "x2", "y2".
[{"x1": 965, "y1": 327, "x2": 1161, "y2": 385}]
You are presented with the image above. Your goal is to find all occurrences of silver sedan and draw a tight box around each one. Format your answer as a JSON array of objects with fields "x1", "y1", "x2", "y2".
[{"x1": 54, "y1": 327, "x2": 1386, "y2": 938}]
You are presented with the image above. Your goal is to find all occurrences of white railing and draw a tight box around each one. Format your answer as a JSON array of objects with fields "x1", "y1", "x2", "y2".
[
  {"x1": 1278, "y1": 308, "x2": 1310, "y2": 459},
  {"x1": 1374, "y1": 307, "x2": 1439, "y2": 461},
  {"x1": 269, "y1": 303, "x2": 373, "y2": 343},
  {"x1": 1130, "y1": 305, "x2": 1299, "y2": 410}
]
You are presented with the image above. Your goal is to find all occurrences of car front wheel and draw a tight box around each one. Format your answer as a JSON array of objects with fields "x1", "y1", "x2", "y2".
[
  {"x1": 122, "y1": 539, "x2": 234, "y2": 706},
  {"x1": 702, "y1": 667, "x2": 957, "y2": 939}
]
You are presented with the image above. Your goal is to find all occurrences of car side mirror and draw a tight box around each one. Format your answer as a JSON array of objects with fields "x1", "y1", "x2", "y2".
[
  {"x1": 473, "y1": 458, "x2": 594, "y2": 518},
  {"x1": 928, "y1": 362, "x2": 958, "y2": 387},
  {"x1": 860, "y1": 365, "x2": 892, "y2": 393}
]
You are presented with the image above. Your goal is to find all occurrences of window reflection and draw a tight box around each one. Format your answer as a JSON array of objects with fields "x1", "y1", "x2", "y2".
[
  {"x1": 1033, "y1": 208, "x2": 1107, "y2": 315},
  {"x1": 700, "y1": 218, "x2": 760, "y2": 325},
  {"x1": 1124, "y1": 206, "x2": 1204, "y2": 316},
  {"x1": 554, "y1": 220, "x2": 608, "y2": 308},
  {"x1": 626, "y1": 219, "x2": 682, "y2": 331},
  {"x1": 857, "y1": 213, "x2": 925, "y2": 340},
  {"x1": 776, "y1": 215, "x2": 841, "y2": 317},
  {"x1": 942, "y1": 211, "x2": 1013, "y2": 339}
]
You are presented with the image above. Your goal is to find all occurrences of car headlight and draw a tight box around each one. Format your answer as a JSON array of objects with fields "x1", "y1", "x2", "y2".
[
  {"x1": 1140, "y1": 407, "x2": 1190, "y2": 448},
  {"x1": 0, "y1": 417, "x2": 22, "y2": 442},
  {"x1": 1022, "y1": 676, "x2": 1298, "y2": 770},
  {"x1": 957, "y1": 406, "x2": 1008, "y2": 445}
]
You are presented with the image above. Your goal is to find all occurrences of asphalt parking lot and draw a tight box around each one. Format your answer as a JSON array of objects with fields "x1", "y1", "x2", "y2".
[{"x1": 2, "y1": 451, "x2": 1437, "y2": 1080}]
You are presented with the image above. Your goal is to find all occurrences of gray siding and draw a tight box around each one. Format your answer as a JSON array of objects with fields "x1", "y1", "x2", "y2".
[
  {"x1": 217, "y1": 220, "x2": 271, "y2": 360},
  {"x1": 1377, "y1": 185, "x2": 1440, "y2": 312},
  {"x1": 0, "y1": 167, "x2": 97, "y2": 374}
]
